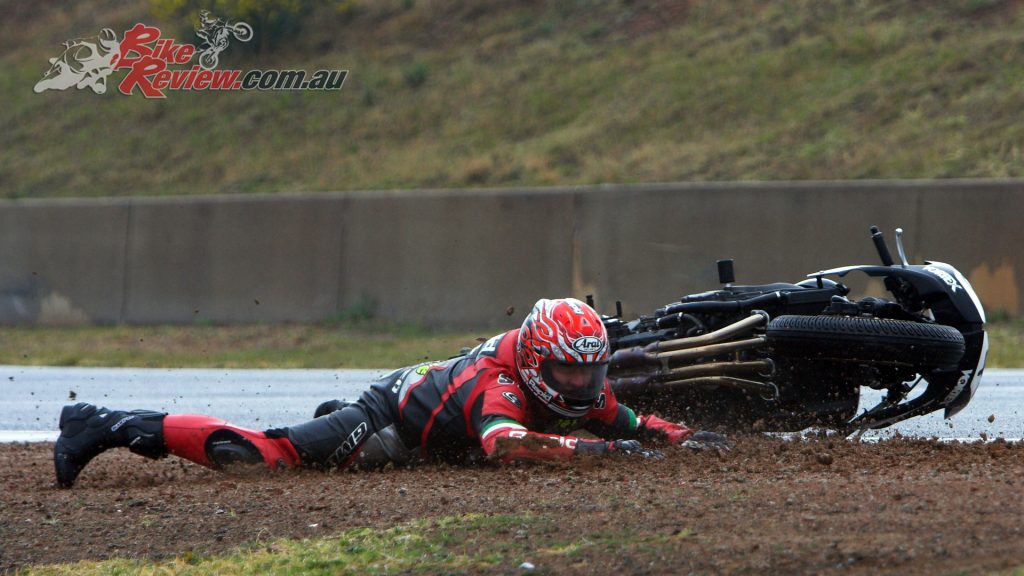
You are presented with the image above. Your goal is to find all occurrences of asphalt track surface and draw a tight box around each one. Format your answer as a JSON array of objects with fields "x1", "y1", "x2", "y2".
[{"x1": 0, "y1": 366, "x2": 1021, "y2": 442}]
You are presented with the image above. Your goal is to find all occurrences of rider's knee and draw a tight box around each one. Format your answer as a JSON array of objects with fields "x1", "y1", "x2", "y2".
[{"x1": 163, "y1": 414, "x2": 300, "y2": 470}]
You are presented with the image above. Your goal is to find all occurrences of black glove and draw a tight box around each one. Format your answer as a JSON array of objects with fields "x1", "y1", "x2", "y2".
[
  {"x1": 574, "y1": 438, "x2": 664, "y2": 459},
  {"x1": 680, "y1": 431, "x2": 732, "y2": 452},
  {"x1": 609, "y1": 439, "x2": 665, "y2": 460}
]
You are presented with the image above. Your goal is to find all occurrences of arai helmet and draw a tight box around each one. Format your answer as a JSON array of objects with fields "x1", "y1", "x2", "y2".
[{"x1": 516, "y1": 298, "x2": 610, "y2": 418}]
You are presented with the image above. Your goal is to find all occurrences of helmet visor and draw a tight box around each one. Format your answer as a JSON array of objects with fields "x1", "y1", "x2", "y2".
[{"x1": 540, "y1": 360, "x2": 608, "y2": 404}]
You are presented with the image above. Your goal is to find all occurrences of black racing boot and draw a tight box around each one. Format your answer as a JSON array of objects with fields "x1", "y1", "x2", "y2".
[
  {"x1": 313, "y1": 399, "x2": 352, "y2": 419},
  {"x1": 54, "y1": 402, "x2": 167, "y2": 488}
]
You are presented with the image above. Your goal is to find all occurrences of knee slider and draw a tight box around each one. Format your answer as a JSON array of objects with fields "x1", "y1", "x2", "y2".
[
  {"x1": 350, "y1": 424, "x2": 416, "y2": 469},
  {"x1": 206, "y1": 429, "x2": 264, "y2": 468}
]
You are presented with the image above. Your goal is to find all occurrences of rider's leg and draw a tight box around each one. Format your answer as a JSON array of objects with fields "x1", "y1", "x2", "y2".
[
  {"x1": 56, "y1": 396, "x2": 411, "y2": 487},
  {"x1": 55, "y1": 402, "x2": 301, "y2": 488},
  {"x1": 280, "y1": 398, "x2": 414, "y2": 470},
  {"x1": 163, "y1": 414, "x2": 301, "y2": 470}
]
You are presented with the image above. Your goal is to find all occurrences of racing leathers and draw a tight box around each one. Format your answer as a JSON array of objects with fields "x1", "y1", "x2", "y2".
[{"x1": 54, "y1": 329, "x2": 699, "y2": 487}]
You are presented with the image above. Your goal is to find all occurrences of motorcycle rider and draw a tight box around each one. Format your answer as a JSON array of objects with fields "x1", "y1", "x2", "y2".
[
  {"x1": 54, "y1": 298, "x2": 731, "y2": 488},
  {"x1": 195, "y1": 10, "x2": 226, "y2": 45}
]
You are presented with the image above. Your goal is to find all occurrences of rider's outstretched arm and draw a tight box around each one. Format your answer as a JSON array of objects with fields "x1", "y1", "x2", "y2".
[
  {"x1": 473, "y1": 374, "x2": 670, "y2": 463},
  {"x1": 479, "y1": 417, "x2": 659, "y2": 462}
]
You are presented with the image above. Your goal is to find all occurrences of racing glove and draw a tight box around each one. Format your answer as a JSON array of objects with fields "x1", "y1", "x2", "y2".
[
  {"x1": 680, "y1": 431, "x2": 733, "y2": 452},
  {"x1": 574, "y1": 438, "x2": 665, "y2": 460}
]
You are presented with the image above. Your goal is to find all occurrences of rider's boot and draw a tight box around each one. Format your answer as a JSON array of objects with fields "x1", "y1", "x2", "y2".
[
  {"x1": 313, "y1": 399, "x2": 352, "y2": 418},
  {"x1": 54, "y1": 403, "x2": 167, "y2": 488}
]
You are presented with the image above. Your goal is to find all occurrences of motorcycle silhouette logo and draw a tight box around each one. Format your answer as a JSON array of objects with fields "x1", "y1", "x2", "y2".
[
  {"x1": 34, "y1": 12, "x2": 253, "y2": 94},
  {"x1": 194, "y1": 11, "x2": 253, "y2": 70},
  {"x1": 33, "y1": 28, "x2": 121, "y2": 94}
]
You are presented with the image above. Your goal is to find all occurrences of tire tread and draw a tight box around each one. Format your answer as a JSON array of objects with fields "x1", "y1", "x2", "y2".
[{"x1": 766, "y1": 315, "x2": 965, "y2": 367}]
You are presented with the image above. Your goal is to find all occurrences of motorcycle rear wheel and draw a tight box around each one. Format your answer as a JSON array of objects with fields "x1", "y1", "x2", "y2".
[{"x1": 767, "y1": 315, "x2": 965, "y2": 367}]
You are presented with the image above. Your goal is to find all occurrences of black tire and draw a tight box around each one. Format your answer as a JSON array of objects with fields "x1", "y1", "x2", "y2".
[{"x1": 767, "y1": 315, "x2": 965, "y2": 367}]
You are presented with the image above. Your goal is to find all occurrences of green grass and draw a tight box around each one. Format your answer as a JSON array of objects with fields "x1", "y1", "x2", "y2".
[
  {"x1": 0, "y1": 322, "x2": 487, "y2": 369},
  {"x1": 6, "y1": 0, "x2": 1024, "y2": 199},
  {"x1": 0, "y1": 320, "x2": 1021, "y2": 369},
  {"x1": 17, "y1": 512, "x2": 691, "y2": 575},
  {"x1": 19, "y1": 514, "x2": 534, "y2": 575},
  {"x1": 984, "y1": 320, "x2": 1024, "y2": 368}
]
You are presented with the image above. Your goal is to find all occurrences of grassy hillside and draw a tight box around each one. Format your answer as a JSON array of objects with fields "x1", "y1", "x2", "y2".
[{"x1": 3, "y1": 0, "x2": 1024, "y2": 198}]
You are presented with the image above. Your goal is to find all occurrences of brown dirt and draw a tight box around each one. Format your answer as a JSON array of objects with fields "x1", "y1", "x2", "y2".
[{"x1": 3, "y1": 436, "x2": 1024, "y2": 575}]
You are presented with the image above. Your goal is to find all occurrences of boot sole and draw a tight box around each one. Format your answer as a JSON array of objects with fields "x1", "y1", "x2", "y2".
[{"x1": 54, "y1": 438, "x2": 81, "y2": 488}]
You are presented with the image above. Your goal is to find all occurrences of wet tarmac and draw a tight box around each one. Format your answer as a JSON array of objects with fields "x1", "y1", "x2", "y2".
[{"x1": 0, "y1": 366, "x2": 1020, "y2": 442}]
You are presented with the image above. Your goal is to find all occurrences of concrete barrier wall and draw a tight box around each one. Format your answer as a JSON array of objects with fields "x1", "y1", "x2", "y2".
[
  {"x1": 0, "y1": 200, "x2": 129, "y2": 324},
  {"x1": 122, "y1": 196, "x2": 347, "y2": 323},
  {"x1": 337, "y1": 189, "x2": 575, "y2": 327},
  {"x1": 1, "y1": 180, "x2": 1021, "y2": 327}
]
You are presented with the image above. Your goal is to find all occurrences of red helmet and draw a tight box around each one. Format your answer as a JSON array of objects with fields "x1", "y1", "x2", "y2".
[{"x1": 516, "y1": 298, "x2": 610, "y2": 418}]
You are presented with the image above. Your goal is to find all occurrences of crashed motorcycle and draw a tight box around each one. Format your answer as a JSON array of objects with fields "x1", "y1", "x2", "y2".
[{"x1": 597, "y1": 226, "x2": 988, "y2": 432}]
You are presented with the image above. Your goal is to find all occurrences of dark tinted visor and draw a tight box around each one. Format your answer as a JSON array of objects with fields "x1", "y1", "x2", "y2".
[{"x1": 539, "y1": 360, "x2": 608, "y2": 404}]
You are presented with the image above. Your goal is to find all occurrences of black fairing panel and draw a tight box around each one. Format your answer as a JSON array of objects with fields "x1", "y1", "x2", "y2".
[{"x1": 810, "y1": 264, "x2": 984, "y2": 326}]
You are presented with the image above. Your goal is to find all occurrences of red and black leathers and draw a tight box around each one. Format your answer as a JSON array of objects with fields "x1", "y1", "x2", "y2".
[
  {"x1": 281, "y1": 328, "x2": 696, "y2": 468},
  {"x1": 55, "y1": 329, "x2": 699, "y2": 488}
]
